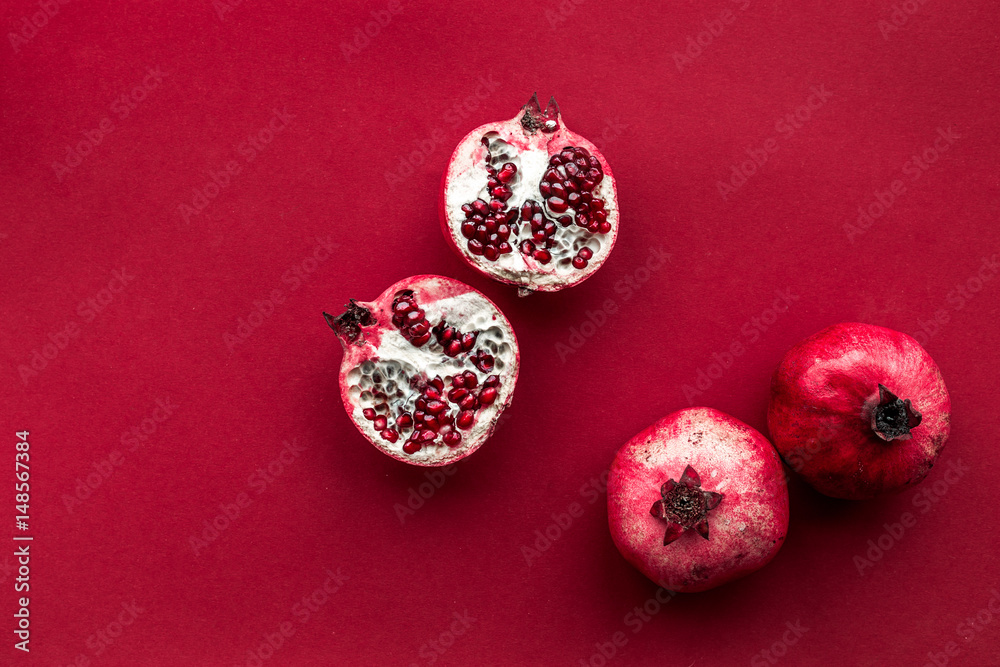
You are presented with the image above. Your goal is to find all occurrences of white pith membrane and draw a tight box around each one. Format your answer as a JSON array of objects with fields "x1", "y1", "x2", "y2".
[
  {"x1": 341, "y1": 290, "x2": 517, "y2": 466},
  {"x1": 443, "y1": 116, "x2": 619, "y2": 293}
]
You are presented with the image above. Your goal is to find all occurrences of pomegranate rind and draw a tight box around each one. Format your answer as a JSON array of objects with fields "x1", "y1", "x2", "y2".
[
  {"x1": 767, "y1": 322, "x2": 951, "y2": 499},
  {"x1": 608, "y1": 408, "x2": 789, "y2": 593},
  {"x1": 440, "y1": 107, "x2": 620, "y2": 293},
  {"x1": 334, "y1": 275, "x2": 519, "y2": 467}
]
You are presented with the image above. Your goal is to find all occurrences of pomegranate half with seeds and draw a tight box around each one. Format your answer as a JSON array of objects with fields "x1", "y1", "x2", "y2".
[
  {"x1": 768, "y1": 322, "x2": 951, "y2": 499},
  {"x1": 324, "y1": 275, "x2": 518, "y2": 466},
  {"x1": 607, "y1": 408, "x2": 789, "y2": 592},
  {"x1": 440, "y1": 95, "x2": 619, "y2": 295}
]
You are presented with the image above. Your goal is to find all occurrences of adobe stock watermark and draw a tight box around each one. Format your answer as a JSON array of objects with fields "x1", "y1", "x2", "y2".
[
  {"x1": 8, "y1": 0, "x2": 73, "y2": 53},
  {"x1": 17, "y1": 267, "x2": 136, "y2": 386},
  {"x1": 178, "y1": 107, "x2": 294, "y2": 224},
  {"x1": 545, "y1": 0, "x2": 587, "y2": 29},
  {"x1": 555, "y1": 246, "x2": 672, "y2": 363},
  {"x1": 240, "y1": 567, "x2": 349, "y2": 667},
  {"x1": 224, "y1": 236, "x2": 338, "y2": 352},
  {"x1": 522, "y1": 469, "x2": 609, "y2": 567},
  {"x1": 853, "y1": 458, "x2": 968, "y2": 576},
  {"x1": 680, "y1": 288, "x2": 799, "y2": 405},
  {"x1": 190, "y1": 439, "x2": 307, "y2": 556},
  {"x1": 406, "y1": 610, "x2": 476, "y2": 667},
  {"x1": 750, "y1": 620, "x2": 809, "y2": 666},
  {"x1": 878, "y1": 0, "x2": 933, "y2": 40},
  {"x1": 51, "y1": 67, "x2": 168, "y2": 182},
  {"x1": 384, "y1": 74, "x2": 500, "y2": 189},
  {"x1": 394, "y1": 464, "x2": 459, "y2": 524},
  {"x1": 60, "y1": 600, "x2": 147, "y2": 666},
  {"x1": 844, "y1": 127, "x2": 960, "y2": 243},
  {"x1": 340, "y1": 0, "x2": 403, "y2": 62},
  {"x1": 578, "y1": 584, "x2": 679, "y2": 667},
  {"x1": 717, "y1": 85, "x2": 833, "y2": 200},
  {"x1": 673, "y1": 0, "x2": 753, "y2": 73},
  {"x1": 62, "y1": 397, "x2": 179, "y2": 515},
  {"x1": 909, "y1": 253, "x2": 998, "y2": 347},
  {"x1": 590, "y1": 118, "x2": 631, "y2": 155},
  {"x1": 922, "y1": 588, "x2": 1000, "y2": 667}
]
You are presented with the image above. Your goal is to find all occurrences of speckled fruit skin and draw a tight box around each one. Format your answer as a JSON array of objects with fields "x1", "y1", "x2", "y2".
[
  {"x1": 607, "y1": 408, "x2": 789, "y2": 593},
  {"x1": 330, "y1": 275, "x2": 519, "y2": 467},
  {"x1": 768, "y1": 322, "x2": 950, "y2": 500},
  {"x1": 439, "y1": 98, "x2": 619, "y2": 294}
]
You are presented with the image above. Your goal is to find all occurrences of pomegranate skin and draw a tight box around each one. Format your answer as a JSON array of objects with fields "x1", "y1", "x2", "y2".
[
  {"x1": 607, "y1": 408, "x2": 789, "y2": 593},
  {"x1": 768, "y1": 322, "x2": 950, "y2": 499}
]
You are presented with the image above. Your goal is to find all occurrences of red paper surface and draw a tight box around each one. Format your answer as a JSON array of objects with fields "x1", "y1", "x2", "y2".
[{"x1": 2, "y1": 1, "x2": 999, "y2": 665}]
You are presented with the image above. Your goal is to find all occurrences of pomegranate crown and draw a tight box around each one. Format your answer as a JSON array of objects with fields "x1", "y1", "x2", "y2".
[
  {"x1": 323, "y1": 300, "x2": 375, "y2": 344},
  {"x1": 520, "y1": 93, "x2": 560, "y2": 134},
  {"x1": 871, "y1": 383, "x2": 923, "y2": 442},
  {"x1": 650, "y1": 465, "x2": 723, "y2": 546}
]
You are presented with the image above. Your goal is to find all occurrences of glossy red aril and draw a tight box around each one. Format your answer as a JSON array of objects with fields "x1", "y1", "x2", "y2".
[
  {"x1": 324, "y1": 275, "x2": 519, "y2": 467},
  {"x1": 768, "y1": 322, "x2": 951, "y2": 499},
  {"x1": 440, "y1": 95, "x2": 619, "y2": 295},
  {"x1": 607, "y1": 408, "x2": 789, "y2": 592}
]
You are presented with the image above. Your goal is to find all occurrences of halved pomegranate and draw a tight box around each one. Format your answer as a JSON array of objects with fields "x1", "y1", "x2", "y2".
[
  {"x1": 440, "y1": 95, "x2": 620, "y2": 295},
  {"x1": 324, "y1": 275, "x2": 519, "y2": 466}
]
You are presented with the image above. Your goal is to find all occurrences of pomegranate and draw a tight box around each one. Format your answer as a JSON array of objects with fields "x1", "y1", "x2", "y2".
[
  {"x1": 768, "y1": 322, "x2": 951, "y2": 499},
  {"x1": 440, "y1": 94, "x2": 619, "y2": 295},
  {"x1": 607, "y1": 408, "x2": 789, "y2": 592},
  {"x1": 323, "y1": 275, "x2": 518, "y2": 466}
]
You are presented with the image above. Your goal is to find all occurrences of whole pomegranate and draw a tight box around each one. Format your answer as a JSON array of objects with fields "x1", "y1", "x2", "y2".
[
  {"x1": 768, "y1": 322, "x2": 950, "y2": 499},
  {"x1": 440, "y1": 94, "x2": 619, "y2": 295},
  {"x1": 324, "y1": 275, "x2": 518, "y2": 466},
  {"x1": 607, "y1": 408, "x2": 789, "y2": 592}
]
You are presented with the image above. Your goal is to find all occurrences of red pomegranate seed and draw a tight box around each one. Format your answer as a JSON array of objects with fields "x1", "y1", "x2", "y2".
[
  {"x1": 468, "y1": 239, "x2": 484, "y2": 255},
  {"x1": 427, "y1": 400, "x2": 447, "y2": 415},
  {"x1": 381, "y1": 429, "x2": 398, "y2": 442},
  {"x1": 396, "y1": 413, "x2": 413, "y2": 429},
  {"x1": 551, "y1": 182, "x2": 567, "y2": 199},
  {"x1": 548, "y1": 197, "x2": 568, "y2": 213},
  {"x1": 544, "y1": 168, "x2": 560, "y2": 183},
  {"x1": 416, "y1": 398, "x2": 428, "y2": 411},
  {"x1": 452, "y1": 374, "x2": 466, "y2": 388},
  {"x1": 420, "y1": 429, "x2": 436, "y2": 442},
  {"x1": 479, "y1": 387, "x2": 497, "y2": 405},
  {"x1": 443, "y1": 431, "x2": 462, "y2": 447},
  {"x1": 363, "y1": 408, "x2": 376, "y2": 420},
  {"x1": 472, "y1": 199, "x2": 489, "y2": 216},
  {"x1": 457, "y1": 411, "x2": 475, "y2": 429},
  {"x1": 446, "y1": 339, "x2": 463, "y2": 356},
  {"x1": 423, "y1": 415, "x2": 439, "y2": 431},
  {"x1": 484, "y1": 245, "x2": 500, "y2": 261},
  {"x1": 448, "y1": 388, "x2": 468, "y2": 402},
  {"x1": 411, "y1": 332, "x2": 431, "y2": 347},
  {"x1": 573, "y1": 257, "x2": 587, "y2": 269},
  {"x1": 498, "y1": 242, "x2": 512, "y2": 254},
  {"x1": 460, "y1": 221, "x2": 475, "y2": 238},
  {"x1": 539, "y1": 182, "x2": 552, "y2": 197},
  {"x1": 599, "y1": 221, "x2": 612, "y2": 234},
  {"x1": 459, "y1": 394, "x2": 477, "y2": 410},
  {"x1": 462, "y1": 332, "x2": 477, "y2": 350},
  {"x1": 373, "y1": 416, "x2": 387, "y2": 431},
  {"x1": 402, "y1": 441, "x2": 421, "y2": 454},
  {"x1": 484, "y1": 375, "x2": 500, "y2": 388},
  {"x1": 409, "y1": 321, "x2": 430, "y2": 337},
  {"x1": 463, "y1": 371, "x2": 478, "y2": 387},
  {"x1": 533, "y1": 249, "x2": 551, "y2": 264},
  {"x1": 578, "y1": 247, "x2": 593, "y2": 260},
  {"x1": 489, "y1": 199, "x2": 503, "y2": 212},
  {"x1": 497, "y1": 162, "x2": 517, "y2": 183}
]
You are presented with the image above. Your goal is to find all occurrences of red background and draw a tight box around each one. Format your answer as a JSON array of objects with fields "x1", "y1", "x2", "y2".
[{"x1": 2, "y1": 0, "x2": 999, "y2": 665}]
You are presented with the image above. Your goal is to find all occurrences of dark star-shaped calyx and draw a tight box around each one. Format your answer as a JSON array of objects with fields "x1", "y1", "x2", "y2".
[{"x1": 649, "y1": 465, "x2": 724, "y2": 545}]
